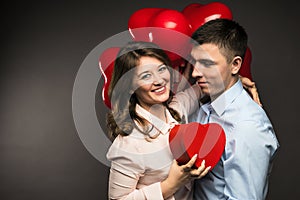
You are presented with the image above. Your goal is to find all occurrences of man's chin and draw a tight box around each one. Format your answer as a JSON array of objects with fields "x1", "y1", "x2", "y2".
[{"x1": 200, "y1": 95, "x2": 211, "y2": 104}]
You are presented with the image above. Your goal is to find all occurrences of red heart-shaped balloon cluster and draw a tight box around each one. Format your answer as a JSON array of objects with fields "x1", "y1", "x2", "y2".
[
  {"x1": 98, "y1": 47, "x2": 120, "y2": 109},
  {"x1": 100, "y1": 2, "x2": 253, "y2": 109},
  {"x1": 169, "y1": 122, "x2": 226, "y2": 169}
]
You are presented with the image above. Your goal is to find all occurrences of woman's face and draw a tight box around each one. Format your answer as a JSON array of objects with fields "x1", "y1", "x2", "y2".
[{"x1": 132, "y1": 56, "x2": 171, "y2": 110}]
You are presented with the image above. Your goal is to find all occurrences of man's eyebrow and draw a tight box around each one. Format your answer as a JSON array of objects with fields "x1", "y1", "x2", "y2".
[{"x1": 195, "y1": 58, "x2": 216, "y2": 65}]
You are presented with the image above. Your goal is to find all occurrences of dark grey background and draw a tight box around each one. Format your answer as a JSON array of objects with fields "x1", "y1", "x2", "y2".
[{"x1": 1, "y1": 0, "x2": 299, "y2": 199}]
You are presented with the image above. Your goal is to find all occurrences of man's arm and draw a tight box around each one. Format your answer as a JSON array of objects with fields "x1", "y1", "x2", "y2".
[{"x1": 223, "y1": 120, "x2": 279, "y2": 199}]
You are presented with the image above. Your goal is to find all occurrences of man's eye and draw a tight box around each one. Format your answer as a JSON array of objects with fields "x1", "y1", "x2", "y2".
[
  {"x1": 200, "y1": 60, "x2": 215, "y2": 67},
  {"x1": 188, "y1": 58, "x2": 196, "y2": 66}
]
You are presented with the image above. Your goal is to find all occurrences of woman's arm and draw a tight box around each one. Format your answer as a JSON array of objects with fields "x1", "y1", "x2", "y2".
[
  {"x1": 108, "y1": 164, "x2": 164, "y2": 200},
  {"x1": 108, "y1": 151, "x2": 210, "y2": 200}
]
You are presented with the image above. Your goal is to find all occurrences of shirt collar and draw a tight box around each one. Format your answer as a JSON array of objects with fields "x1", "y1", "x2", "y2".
[
  {"x1": 209, "y1": 79, "x2": 243, "y2": 116},
  {"x1": 135, "y1": 104, "x2": 178, "y2": 137}
]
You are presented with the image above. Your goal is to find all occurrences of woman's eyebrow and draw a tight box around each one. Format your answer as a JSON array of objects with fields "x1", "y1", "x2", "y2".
[
  {"x1": 137, "y1": 70, "x2": 150, "y2": 78},
  {"x1": 136, "y1": 63, "x2": 165, "y2": 76}
]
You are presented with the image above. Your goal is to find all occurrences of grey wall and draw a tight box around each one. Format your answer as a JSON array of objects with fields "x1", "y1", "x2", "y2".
[{"x1": 1, "y1": 0, "x2": 299, "y2": 199}]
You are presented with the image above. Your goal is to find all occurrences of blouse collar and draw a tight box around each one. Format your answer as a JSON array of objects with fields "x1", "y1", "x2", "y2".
[{"x1": 135, "y1": 104, "x2": 178, "y2": 137}]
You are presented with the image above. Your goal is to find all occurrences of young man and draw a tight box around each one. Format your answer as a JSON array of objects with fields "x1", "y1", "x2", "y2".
[{"x1": 190, "y1": 18, "x2": 280, "y2": 199}]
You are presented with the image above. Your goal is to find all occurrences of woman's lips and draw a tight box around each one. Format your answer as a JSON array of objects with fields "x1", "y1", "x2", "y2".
[{"x1": 152, "y1": 86, "x2": 166, "y2": 94}]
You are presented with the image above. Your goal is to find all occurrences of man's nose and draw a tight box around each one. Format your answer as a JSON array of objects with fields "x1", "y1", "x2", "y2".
[{"x1": 192, "y1": 63, "x2": 203, "y2": 78}]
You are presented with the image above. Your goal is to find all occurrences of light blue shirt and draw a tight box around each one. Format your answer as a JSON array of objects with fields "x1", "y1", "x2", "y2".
[{"x1": 191, "y1": 80, "x2": 279, "y2": 200}]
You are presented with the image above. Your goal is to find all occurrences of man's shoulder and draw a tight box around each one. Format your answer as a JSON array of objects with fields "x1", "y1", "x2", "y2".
[{"x1": 230, "y1": 90, "x2": 270, "y2": 122}]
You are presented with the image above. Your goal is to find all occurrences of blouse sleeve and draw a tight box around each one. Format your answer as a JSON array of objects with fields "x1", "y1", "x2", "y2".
[
  {"x1": 169, "y1": 84, "x2": 201, "y2": 121},
  {"x1": 107, "y1": 137, "x2": 166, "y2": 200}
]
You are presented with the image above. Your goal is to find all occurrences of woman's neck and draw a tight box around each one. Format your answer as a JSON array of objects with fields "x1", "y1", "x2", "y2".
[{"x1": 142, "y1": 103, "x2": 167, "y2": 122}]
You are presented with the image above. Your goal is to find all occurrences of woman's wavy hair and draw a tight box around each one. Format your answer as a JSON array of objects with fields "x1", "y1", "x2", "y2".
[{"x1": 106, "y1": 41, "x2": 182, "y2": 141}]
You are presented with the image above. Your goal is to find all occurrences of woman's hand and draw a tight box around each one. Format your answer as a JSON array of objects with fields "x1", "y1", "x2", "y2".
[
  {"x1": 172, "y1": 62, "x2": 195, "y2": 93},
  {"x1": 240, "y1": 75, "x2": 262, "y2": 106},
  {"x1": 160, "y1": 154, "x2": 211, "y2": 199}
]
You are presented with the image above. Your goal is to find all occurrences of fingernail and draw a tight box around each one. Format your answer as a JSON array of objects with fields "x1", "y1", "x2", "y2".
[
  {"x1": 207, "y1": 166, "x2": 212, "y2": 170},
  {"x1": 193, "y1": 154, "x2": 198, "y2": 159},
  {"x1": 201, "y1": 160, "x2": 205, "y2": 165}
]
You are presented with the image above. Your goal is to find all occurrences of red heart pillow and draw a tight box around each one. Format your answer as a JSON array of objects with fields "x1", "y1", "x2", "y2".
[{"x1": 169, "y1": 122, "x2": 226, "y2": 169}]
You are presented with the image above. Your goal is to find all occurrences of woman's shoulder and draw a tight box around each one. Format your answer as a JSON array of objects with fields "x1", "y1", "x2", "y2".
[{"x1": 107, "y1": 129, "x2": 147, "y2": 156}]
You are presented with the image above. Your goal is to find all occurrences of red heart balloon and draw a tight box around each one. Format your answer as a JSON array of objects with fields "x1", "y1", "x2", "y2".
[
  {"x1": 149, "y1": 9, "x2": 192, "y2": 65},
  {"x1": 128, "y1": 8, "x2": 164, "y2": 41},
  {"x1": 98, "y1": 47, "x2": 120, "y2": 109},
  {"x1": 182, "y1": 2, "x2": 233, "y2": 34},
  {"x1": 240, "y1": 47, "x2": 253, "y2": 80},
  {"x1": 128, "y1": 8, "x2": 192, "y2": 67},
  {"x1": 169, "y1": 122, "x2": 226, "y2": 169}
]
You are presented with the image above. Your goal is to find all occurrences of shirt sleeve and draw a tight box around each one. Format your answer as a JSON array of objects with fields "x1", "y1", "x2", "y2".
[
  {"x1": 169, "y1": 84, "x2": 201, "y2": 121},
  {"x1": 223, "y1": 120, "x2": 279, "y2": 199},
  {"x1": 108, "y1": 164, "x2": 165, "y2": 200},
  {"x1": 107, "y1": 138, "x2": 166, "y2": 200}
]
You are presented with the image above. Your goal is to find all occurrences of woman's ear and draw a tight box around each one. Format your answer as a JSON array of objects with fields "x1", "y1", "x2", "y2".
[{"x1": 231, "y1": 56, "x2": 242, "y2": 75}]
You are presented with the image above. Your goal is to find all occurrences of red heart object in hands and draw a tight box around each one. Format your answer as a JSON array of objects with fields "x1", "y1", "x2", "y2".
[
  {"x1": 99, "y1": 47, "x2": 120, "y2": 109},
  {"x1": 169, "y1": 122, "x2": 226, "y2": 169},
  {"x1": 240, "y1": 47, "x2": 253, "y2": 80},
  {"x1": 182, "y1": 2, "x2": 233, "y2": 34}
]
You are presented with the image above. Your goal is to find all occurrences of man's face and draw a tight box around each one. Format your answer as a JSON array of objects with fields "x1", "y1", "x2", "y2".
[{"x1": 191, "y1": 43, "x2": 237, "y2": 100}]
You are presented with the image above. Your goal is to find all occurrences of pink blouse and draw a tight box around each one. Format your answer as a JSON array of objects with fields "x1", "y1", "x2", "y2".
[{"x1": 106, "y1": 86, "x2": 200, "y2": 200}]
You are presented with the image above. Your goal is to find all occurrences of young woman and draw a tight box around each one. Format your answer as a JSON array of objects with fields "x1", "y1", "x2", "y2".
[{"x1": 106, "y1": 40, "x2": 210, "y2": 200}]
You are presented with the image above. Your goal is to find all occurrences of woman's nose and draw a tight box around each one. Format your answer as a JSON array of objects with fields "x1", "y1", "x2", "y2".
[{"x1": 152, "y1": 73, "x2": 164, "y2": 85}]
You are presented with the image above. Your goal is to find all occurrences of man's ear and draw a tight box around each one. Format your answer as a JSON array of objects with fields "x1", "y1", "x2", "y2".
[{"x1": 231, "y1": 56, "x2": 242, "y2": 75}]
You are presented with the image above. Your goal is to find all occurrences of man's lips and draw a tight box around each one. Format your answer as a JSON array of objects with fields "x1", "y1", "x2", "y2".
[{"x1": 197, "y1": 81, "x2": 208, "y2": 87}]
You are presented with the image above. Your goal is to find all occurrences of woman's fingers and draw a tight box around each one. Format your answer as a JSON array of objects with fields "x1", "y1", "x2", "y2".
[
  {"x1": 180, "y1": 156, "x2": 211, "y2": 180},
  {"x1": 239, "y1": 75, "x2": 254, "y2": 87},
  {"x1": 240, "y1": 75, "x2": 263, "y2": 107},
  {"x1": 181, "y1": 154, "x2": 197, "y2": 172},
  {"x1": 248, "y1": 84, "x2": 262, "y2": 107},
  {"x1": 190, "y1": 160, "x2": 211, "y2": 179}
]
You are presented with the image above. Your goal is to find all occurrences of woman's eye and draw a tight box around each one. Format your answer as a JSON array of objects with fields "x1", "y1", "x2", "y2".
[
  {"x1": 140, "y1": 73, "x2": 151, "y2": 80},
  {"x1": 158, "y1": 65, "x2": 167, "y2": 72}
]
